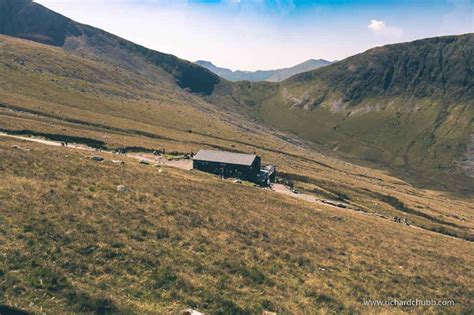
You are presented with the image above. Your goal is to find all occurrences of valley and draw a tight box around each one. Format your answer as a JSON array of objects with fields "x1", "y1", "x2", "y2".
[
  {"x1": 195, "y1": 59, "x2": 332, "y2": 82},
  {"x1": 0, "y1": 33, "x2": 473, "y2": 314},
  {"x1": 0, "y1": 0, "x2": 473, "y2": 313},
  {"x1": 209, "y1": 34, "x2": 474, "y2": 193}
]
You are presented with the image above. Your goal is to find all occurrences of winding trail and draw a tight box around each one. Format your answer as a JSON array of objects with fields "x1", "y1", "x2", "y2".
[
  {"x1": 0, "y1": 131, "x2": 193, "y2": 169},
  {"x1": 0, "y1": 132, "x2": 387, "y2": 216},
  {"x1": 3, "y1": 132, "x2": 469, "y2": 242}
]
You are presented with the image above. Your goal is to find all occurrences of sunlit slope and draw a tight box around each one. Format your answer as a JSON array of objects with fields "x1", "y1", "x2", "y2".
[
  {"x1": 0, "y1": 35, "x2": 243, "y2": 143},
  {"x1": 1, "y1": 34, "x2": 473, "y2": 241},
  {"x1": 1, "y1": 137, "x2": 473, "y2": 314},
  {"x1": 0, "y1": 25, "x2": 474, "y2": 315},
  {"x1": 211, "y1": 34, "x2": 474, "y2": 190},
  {"x1": 0, "y1": 0, "x2": 221, "y2": 95},
  {"x1": 2, "y1": 0, "x2": 472, "y2": 192}
]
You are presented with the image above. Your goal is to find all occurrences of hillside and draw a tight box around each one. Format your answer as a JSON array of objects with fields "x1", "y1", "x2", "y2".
[
  {"x1": 0, "y1": 1, "x2": 473, "y2": 313},
  {"x1": 195, "y1": 59, "x2": 331, "y2": 82},
  {"x1": 3, "y1": 0, "x2": 471, "y2": 192},
  {"x1": 3, "y1": 136, "x2": 473, "y2": 314},
  {"x1": 0, "y1": 0, "x2": 221, "y2": 95},
  {"x1": 1, "y1": 33, "x2": 473, "y2": 314},
  {"x1": 211, "y1": 34, "x2": 474, "y2": 192}
]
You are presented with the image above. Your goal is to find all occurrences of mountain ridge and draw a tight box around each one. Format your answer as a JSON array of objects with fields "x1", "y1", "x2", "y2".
[
  {"x1": 210, "y1": 33, "x2": 474, "y2": 189},
  {"x1": 0, "y1": 0, "x2": 221, "y2": 95},
  {"x1": 0, "y1": 3, "x2": 474, "y2": 314},
  {"x1": 1, "y1": 0, "x2": 473, "y2": 189},
  {"x1": 195, "y1": 59, "x2": 332, "y2": 82}
]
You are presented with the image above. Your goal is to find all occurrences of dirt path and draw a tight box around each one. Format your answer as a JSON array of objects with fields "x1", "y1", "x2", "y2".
[
  {"x1": 5, "y1": 132, "x2": 464, "y2": 241},
  {"x1": 0, "y1": 132, "x2": 192, "y2": 170},
  {"x1": 0, "y1": 132, "x2": 391, "y2": 214},
  {"x1": 0, "y1": 132, "x2": 95, "y2": 151},
  {"x1": 0, "y1": 132, "x2": 358, "y2": 210},
  {"x1": 272, "y1": 184, "x2": 325, "y2": 208},
  {"x1": 271, "y1": 183, "x2": 361, "y2": 212},
  {"x1": 127, "y1": 153, "x2": 192, "y2": 170}
]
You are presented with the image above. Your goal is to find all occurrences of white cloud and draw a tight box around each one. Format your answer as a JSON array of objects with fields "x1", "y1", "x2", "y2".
[
  {"x1": 368, "y1": 19, "x2": 403, "y2": 38},
  {"x1": 368, "y1": 19, "x2": 385, "y2": 32}
]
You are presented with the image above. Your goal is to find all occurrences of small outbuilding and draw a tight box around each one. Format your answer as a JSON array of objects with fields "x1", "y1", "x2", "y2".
[{"x1": 192, "y1": 149, "x2": 276, "y2": 186}]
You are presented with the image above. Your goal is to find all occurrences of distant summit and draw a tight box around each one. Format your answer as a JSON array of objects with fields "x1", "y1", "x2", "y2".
[{"x1": 195, "y1": 59, "x2": 332, "y2": 82}]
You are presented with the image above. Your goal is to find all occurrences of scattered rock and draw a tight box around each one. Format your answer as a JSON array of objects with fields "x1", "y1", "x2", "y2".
[
  {"x1": 11, "y1": 145, "x2": 31, "y2": 151},
  {"x1": 181, "y1": 309, "x2": 204, "y2": 315},
  {"x1": 116, "y1": 185, "x2": 128, "y2": 192},
  {"x1": 262, "y1": 311, "x2": 277, "y2": 315},
  {"x1": 322, "y1": 200, "x2": 347, "y2": 208},
  {"x1": 111, "y1": 160, "x2": 125, "y2": 165},
  {"x1": 140, "y1": 160, "x2": 150, "y2": 165},
  {"x1": 91, "y1": 156, "x2": 104, "y2": 162}
]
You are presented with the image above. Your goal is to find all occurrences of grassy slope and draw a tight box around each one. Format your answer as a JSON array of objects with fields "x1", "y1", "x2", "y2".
[
  {"x1": 210, "y1": 34, "x2": 474, "y2": 192},
  {"x1": 1, "y1": 138, "x2": 473, "y2": 314},
  {"x1": 0, "y1": 35, "x2": 473, "y2": 313},
  {"x1": 3, "y1": 0, "x2": 472, "y2": 190},
  {"x1": 0, "y1": 0, "x2": 221, "y2": 95}
]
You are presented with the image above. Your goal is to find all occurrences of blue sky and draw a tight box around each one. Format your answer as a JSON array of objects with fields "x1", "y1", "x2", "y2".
[{"x1": 35, "y1": 0, "x2": 473, "y2": 70}]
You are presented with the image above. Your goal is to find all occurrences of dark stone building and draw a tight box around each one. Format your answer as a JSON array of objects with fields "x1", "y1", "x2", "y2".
[{"x1": 192, "y1": 150, "x2": 276, "y2": 186}]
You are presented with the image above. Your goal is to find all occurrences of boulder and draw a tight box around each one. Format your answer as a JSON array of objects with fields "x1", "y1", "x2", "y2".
[
  {"x1": 116, "y1": 185, "x2": 128, "y2": 192},
  {"x1": 91, "y1": 156, "x2": 104, "y2": 161},
  {"x1": 181, "y1": 309, "x2": 204, "y2": 315}
]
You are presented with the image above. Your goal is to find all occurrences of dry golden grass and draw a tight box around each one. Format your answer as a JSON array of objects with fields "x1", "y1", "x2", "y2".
[
  {"x1": 0, "y1": 35, "x2": 473, "y2": 314},
  {"x1": 1, "y1": 138, "x2": 473, "y2": 314}
]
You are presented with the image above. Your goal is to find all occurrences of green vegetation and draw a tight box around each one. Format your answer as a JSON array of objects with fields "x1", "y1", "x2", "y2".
[{"x1": 210, "y1": 34, "x2": 474, "y2": 192}]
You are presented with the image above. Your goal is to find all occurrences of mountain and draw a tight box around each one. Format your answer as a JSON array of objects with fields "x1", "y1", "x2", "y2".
[
  {"x1": 1, "y1": 35, "x2": 473, "y2": 314},
  {"x1": 0, "y1": 0, "x2": 221, "y2": 95},
  {"x1": 2, "y1": 0, "x2": 472, "y2": 188},
  {"x1": 1, "y1": 1, "x2": 474, "y2": 314},
  {"x1": 266, "y1": 59, "x2": 333, "y2": 82},
  {"x1": 211, "y1": 34, "x2": 474, "y2": 190},
  {"x1": 195, "y1": 59, "x2": 332, "y2": 82},
  {"x1": 195, "y1": 60, "x2": 275, "y2": 81}
]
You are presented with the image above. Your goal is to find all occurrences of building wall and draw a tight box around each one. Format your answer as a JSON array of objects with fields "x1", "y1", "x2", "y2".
[{"x1": 193, "y1": 160, "x2": 259, "y2": 182}]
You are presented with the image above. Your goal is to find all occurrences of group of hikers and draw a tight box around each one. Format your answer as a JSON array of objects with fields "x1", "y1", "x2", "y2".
[
  {"x1": 153, "y1": 150, "x2": 194, "y2": 159},
  {"x1": 393, "y1": 216, "x2": 410, "y2": 225}
]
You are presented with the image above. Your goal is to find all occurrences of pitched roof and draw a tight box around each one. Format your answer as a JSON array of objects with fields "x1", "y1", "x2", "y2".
[{"x1": 193, "y1": 150, "x2": 257, "y2": 166}]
